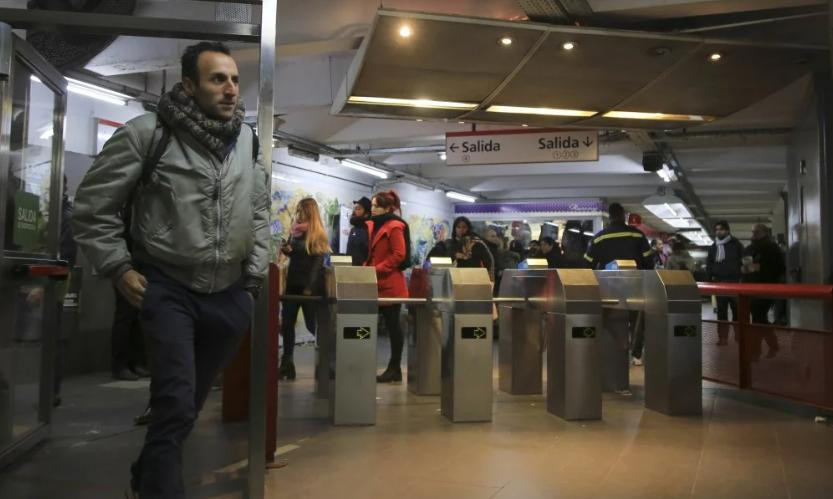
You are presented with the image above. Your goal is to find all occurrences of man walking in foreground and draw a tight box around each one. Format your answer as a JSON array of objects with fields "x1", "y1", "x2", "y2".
[{"x1": 72, "y1": 41, "x2": 269, "y2": 499}]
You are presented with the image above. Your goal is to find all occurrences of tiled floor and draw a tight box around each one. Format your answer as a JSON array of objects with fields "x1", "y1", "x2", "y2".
[{"x1": 1, "y1": 338, "x2": 832, "y2": 499}]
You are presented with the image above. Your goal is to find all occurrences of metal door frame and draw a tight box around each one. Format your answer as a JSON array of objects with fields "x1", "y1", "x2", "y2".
[{"x1": 0, "y1": 23, "x2": 67, "y2": 469}]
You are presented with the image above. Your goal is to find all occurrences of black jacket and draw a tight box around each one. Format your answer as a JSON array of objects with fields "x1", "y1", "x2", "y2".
[
  {"x1": 346, "y1": 217, "x2": 369, "y2": 266},
  {"x1": 285, "y1": 237, "x2": 325, "y2": 294},
  {"x1": 743, "y1": 238, "x2": 786, "y2": 284},
  {"x1": 543, "y1": 248, "x2": 564, "y2": 269},
  {"x1": 446, "y1": 235, "x2": 495, "y2": 280},
  {"x1": 706, "y1": 237, "x2": 744, "y2": 282},
  {"x1": 584, "y1": 223, "x2": 653, "y2": 270}
]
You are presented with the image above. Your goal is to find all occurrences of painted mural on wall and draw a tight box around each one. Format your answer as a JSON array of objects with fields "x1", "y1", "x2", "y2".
[{"x1": 270, "y1": 184, "x2": 452, "y2": 267}]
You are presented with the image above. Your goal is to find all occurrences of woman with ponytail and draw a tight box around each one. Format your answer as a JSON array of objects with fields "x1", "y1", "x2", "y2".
[
  {"x1": 366, "y1": 190, "x2": 412, "y2": 383},
  {"x1": 279, "y1": 198, "x2": 330, "y2": 380}
]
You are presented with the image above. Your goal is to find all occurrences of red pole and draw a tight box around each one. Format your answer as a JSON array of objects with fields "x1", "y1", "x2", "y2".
[{"x1": 737, "y1": 295, "x2": 751, "y2": 389}]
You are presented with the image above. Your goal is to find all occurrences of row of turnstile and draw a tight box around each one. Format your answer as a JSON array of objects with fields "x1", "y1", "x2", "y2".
[{"x1": 303, "y1": 257, "x2": 702, "y2": 426}]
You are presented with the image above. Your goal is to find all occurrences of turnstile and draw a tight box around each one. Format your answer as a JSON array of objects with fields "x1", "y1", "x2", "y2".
[
  {"x1": 644, "y1": 270, "x2": 702, "y2": 415},
  {"x1": 314, "y1": 256, "x2": 353, "y2": 399},
  {"x1": 594, "y1": 270, "x2": 644, "y2": 392},
  {"x1": 407, "y1": 258, "x2": 453, "y2": 395},
  {"x1": 438, "y1": 268, "x2": 493, "y2": 422},
  {"x1": 547, "y1": 269, "x2": 603, "y2": 420},
  {"x1": 321, "y1": 265, "x2": 379, "y2": 425},
  {"x1": 498, "y1": 269, "x2": 547, "y2": 395}
]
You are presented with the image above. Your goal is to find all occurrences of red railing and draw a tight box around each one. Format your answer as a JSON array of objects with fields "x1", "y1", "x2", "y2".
[{"x1": 697, "y1": 282, "x2": 833, "y2": 411}]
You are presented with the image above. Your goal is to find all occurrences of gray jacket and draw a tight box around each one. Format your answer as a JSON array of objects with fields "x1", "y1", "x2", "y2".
[{"x1": 72, "y1": 113, "x2": 270, "y2": 294}]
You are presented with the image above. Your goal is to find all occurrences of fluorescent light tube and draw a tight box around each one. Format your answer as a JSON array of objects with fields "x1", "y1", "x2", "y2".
[
  {"x1": 271, "y1": 173, "x2": 300, "y2": 184},
  {"x1": 644, "y1": 202, "x2": 692, "y2": 220},
  {"x1": 445, "y1": 191, "x2": 478, "y2": 203},
  {"x1": 347, "y1": 96, "x2": 477, "y2": 110},
  {"x1": 603, "y1": 111, "x2": 713, "y2": 122},
  {"x1": 486, "y1": 105, "x2": 597, "y2": 117},
  {"x1": 340, "y1": 159, "x2": 388, "y2": 179},
  {"x1": 664, "y1": 218, "x2": 702, "y2": 229},
  {"x1": 31, "y1": 75, "x2": 130, "y2": 106}
]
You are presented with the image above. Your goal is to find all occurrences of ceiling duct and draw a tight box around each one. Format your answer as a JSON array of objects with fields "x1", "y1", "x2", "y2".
[
  {"x1": 516, "y1": 0, "x2": 593, "y2": 24},
  {"x1": 26, "y1": 0, "x2": 137, "y2": 70}
]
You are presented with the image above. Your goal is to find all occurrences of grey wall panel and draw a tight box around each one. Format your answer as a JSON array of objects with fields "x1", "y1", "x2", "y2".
[{"x1": 786, "y1": 75, "x2": 832, "y2": 330}]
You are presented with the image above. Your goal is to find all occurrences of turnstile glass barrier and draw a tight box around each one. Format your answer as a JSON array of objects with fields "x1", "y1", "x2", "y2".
[
  {"x1": 0, "y1": 25, "x2": 68, "y2": 469},
  {"x1": 497, "y1": 268, "x2": 547, "y2": 395},
  {"x1": 406, "y1": 258, "x2": 453, "y2": 396},
  {"x1": 594, "y1": 269, "x2": 644, "y2": 392}
]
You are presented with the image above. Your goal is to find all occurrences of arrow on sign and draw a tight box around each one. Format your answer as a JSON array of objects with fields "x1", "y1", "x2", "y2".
[
  {"x1": 583, "y1": 137, "x2": 594, "y2": 147},
  {"x1": 449, "y1": 143, "x2": 459, "y2": 153}
]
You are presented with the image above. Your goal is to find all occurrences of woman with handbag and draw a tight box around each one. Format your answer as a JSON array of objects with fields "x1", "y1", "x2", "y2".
[
  {"x1": 365, "y1": 190, "x2": 411, "y2": 383},
  {"x1": 279, "y1": 198, "x2": 329, "y2": 380}
]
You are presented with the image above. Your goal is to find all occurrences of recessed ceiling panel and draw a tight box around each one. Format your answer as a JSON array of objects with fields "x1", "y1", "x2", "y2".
[
  {"x1": 493, "y1": 32, "x2": 698, "y2": 111},
  {"x1": 614, "y1": 43, "x2": 826, "y2": 117},
  {"x1": 333, "y1": 9, "x2": 826, "y2": 129},
  {"x1": 350, "y1": 14, "x2": 542, "y2": 103}
]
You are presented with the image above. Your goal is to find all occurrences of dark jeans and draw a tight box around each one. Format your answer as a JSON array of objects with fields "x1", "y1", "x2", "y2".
[
  {"x1": 280, "y1": 285, "x2": 317, "y2": 359},
  {"x1": 132, "y1": 267, "x2": 251, "y2": 499},
  {"x1": 380, "y1": 304, "x2": 403, "y2": 368},
  {"x1": 629, "y1": 310, "x2": 644, "y2": 359},
  {"x1": 716, "y1": 295, "x2": 738, "y2": 343},
  {"x1": 750, "y1": 298, "x2": 779, "y2": 358},
  {"x1": 112, "y1": 287, "x2": 146, "y2": 371}
]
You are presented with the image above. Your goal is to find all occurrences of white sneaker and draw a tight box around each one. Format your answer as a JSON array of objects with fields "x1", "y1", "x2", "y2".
[{"x1": 632, "y1": 357, "x2": 643, "y2": 366}]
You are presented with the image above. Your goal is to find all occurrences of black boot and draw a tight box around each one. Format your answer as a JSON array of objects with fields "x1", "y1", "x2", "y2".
[
  {"x1": 376, "y1": 365, "x2": 402, "y2": 383},
  {"x1": 279, "y1": 357, "x2": 296, "y2": 380}
]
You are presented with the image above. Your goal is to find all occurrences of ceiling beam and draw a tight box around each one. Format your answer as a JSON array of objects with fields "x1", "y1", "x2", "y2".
[{"x1": 0, "y1": 7, "x2": 260, "y2": 42}]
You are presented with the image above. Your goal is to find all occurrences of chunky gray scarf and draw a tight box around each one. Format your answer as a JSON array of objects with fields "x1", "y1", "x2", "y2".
[{"x1": 157, "y1": 82, "x2": 245, "y2": 159}]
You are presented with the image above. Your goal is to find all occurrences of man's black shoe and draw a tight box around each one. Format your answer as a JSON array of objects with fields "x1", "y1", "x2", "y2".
[
  {"x1": 134, "y1": 406, "x2": 153, "y2": 426},
  {"x1": 113, "y1": 367, "x2": 139, "y2": 381},
  {"x1": 376, "y1": 366, "x2": 402, "y2": 383},
  {"x1": 131, "y1": 365, "x2": 151, "y2": 378}
]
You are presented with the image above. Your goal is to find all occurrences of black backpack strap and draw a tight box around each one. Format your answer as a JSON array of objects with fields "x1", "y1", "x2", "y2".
[
  {"x1": 141, "y1": 121, "x2": 171, "y2": 185},
  {"x1": 246, "y1": 123, "x2": 259, "y2": 163}
]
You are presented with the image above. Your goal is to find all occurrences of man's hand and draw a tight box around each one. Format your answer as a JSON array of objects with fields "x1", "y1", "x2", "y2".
[{"x1": 117, "y1": 269, "x2": 148, "y2": 308}]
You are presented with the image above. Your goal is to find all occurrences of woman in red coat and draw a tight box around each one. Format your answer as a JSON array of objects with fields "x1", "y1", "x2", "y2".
[{"x1": 366, "y1": 190, "x2": 411, "y2": 383}]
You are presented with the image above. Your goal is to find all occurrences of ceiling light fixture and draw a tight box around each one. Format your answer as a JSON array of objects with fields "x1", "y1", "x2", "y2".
[
  {"x1": 416, "y1": 119, "x2": 423, "y2": 122},
  {"x1": 439, "y1": 152, "x2": 447, "y2": 161},
  {"x1": 655, "y1": 164, "x2": 678, "y2": 183},
  {"x1": 487, "y1": 105, "x2": 597, "y2": 117},
  {"x1": 499, "y1": 36, "x2": 513, "y2": 46},
  {"x1": 446, "y1": 191, "x2": 478, "y2": 203},
  {"x1": 603, "y1": 111, "x2": 713, "y2": 122},
  {"x1": 521, "y1": 123, "x2": 529, "y2": 127},
  {"x1": 271, "y1": 172, "x2": 300, "y2": 184},
  {"x1": 399, "y1": 25, "x2": 413, "y2": 38},
  {"x1": 562, "y1": 41, "x2": 576, "y2": 50},
  {"x1": 709, "y1": 52, "x2": 722, "y2": 62},
  {"x1": 340, "y1": 159, "x2": 389, "y2": 179},
  {"x1": 32, "y1": 75, "x2": 130, "y2": 106},
  {"x1": 347, "y1": 96, "x2": 477, "y2": 110}
]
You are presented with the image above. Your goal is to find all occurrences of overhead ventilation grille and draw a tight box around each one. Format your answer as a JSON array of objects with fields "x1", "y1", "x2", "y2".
[
  {"x1": 517, "y1": 0, "x2": 568, "y2": 22},
  {"x1": 215, "y1": 2, "x2": 252, "y2": 23},
  {"x1": 517, "y1": 0, "x2": 593, "y2": 24}
]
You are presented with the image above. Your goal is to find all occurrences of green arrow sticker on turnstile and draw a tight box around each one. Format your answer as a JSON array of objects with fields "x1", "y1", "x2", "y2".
[
  {"x1": 674, "y1": 325, "x2": 698, "y2": 337},
  {"x1": 461, "y1": 327, "x2": 487, "y2": 339},
  {"x1": 571, "y1": 326, "x2": 596, "y2": 339},
  {"x1": 344, "y1": 327, "x2": 371, "y2": 340}
]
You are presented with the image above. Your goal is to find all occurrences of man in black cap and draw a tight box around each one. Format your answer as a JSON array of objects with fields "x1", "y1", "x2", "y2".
[{"x1": 346, "y1": 196, "x2": 371, "y2": 265}]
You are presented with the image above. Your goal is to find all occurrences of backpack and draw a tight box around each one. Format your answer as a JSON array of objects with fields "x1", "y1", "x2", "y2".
[{"x1": 122, "y1": 118, "x2": 259, "y2": 247}]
